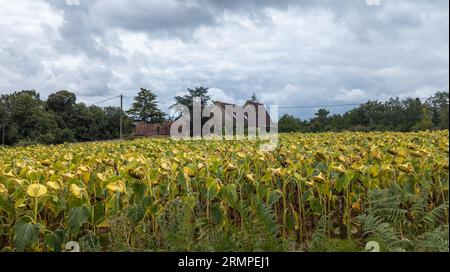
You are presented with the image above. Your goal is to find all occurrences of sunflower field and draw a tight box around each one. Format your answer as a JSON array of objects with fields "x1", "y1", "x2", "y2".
[{"x1": 0, "y1": 131, "x2": 448, "y2": 252}]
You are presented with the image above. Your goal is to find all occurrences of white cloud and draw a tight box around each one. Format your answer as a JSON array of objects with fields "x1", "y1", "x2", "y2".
[
  {"x1": 209, "y1": 87, "x2": 239, "y2": 104},
  {"x1": 334, "y1": 89, "x2": 369, "y2": 102}
]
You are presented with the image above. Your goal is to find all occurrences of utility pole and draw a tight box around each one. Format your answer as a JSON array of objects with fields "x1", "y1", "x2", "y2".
[{"x1": 120, "y1": 94, "x2": 123, "y2": 140}]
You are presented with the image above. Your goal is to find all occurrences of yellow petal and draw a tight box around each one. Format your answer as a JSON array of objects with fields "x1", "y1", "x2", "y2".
[
  {"x1": 79, "y1": 166, "x2": 89, "y2": 172},
  {"x1": 313, "y1": 172, "x2": 327, "y2": 183},
  {"x1": 13, "y1": 178, "x2": 24, "y2": 186},
  {"x1": 270, "y1": 168, "x2": 283, "y2": 177},
  {"x1": 225, "y1": 163, "x2": 237, "y2": 172},
  {"x1": 106, "y1": 180, "x2": 126, "y2": 193},
  {"x1": 160, "y1": 162, "x2": 171, "y2": 172},
  {"x1": 47, "y1": 181, "x2": 61, "y2": 191},
  {"x1": 96, "y1": 173, "x2": 107, "y2": 182},
  {"x1": 62, "y1": 173, "x2": 75, "y2": 181},
  {"x1": 332, "y1": 165, "x2": 346, "y2": 174},
  {"x1": 245, "y1": 173, "x2": 255, "y2": 182},
  {"x1": 69, "y1": 184, "x2": 83, "y2": 199},
  {"x1": 399, "y1": 163, "x2": 414, "y2": 173},
  {"x1": 4, "y1": 171, "x2": 16, "y2": 178},
  {"x1": 0, "y1": 183, "x2": 7, "y2": 195},
  {"x1": 183, "y1": 166, "x2": 196, "y2": 177}
]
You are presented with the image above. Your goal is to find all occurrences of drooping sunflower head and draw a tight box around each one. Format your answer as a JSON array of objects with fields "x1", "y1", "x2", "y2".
[{"x1": 26, "y1": 184, "x2": 47, "y2": 198}]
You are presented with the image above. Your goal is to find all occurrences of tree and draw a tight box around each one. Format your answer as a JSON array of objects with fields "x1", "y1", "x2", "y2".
[
  {"x1": 425, "y1": 91, "x2": 449, "y2": 128},
  {"x1": 127, "y1": 88, "x2": 165, "y2": 123},
  {"x1": 171, "y1": 86, "x2": 211, "y2": 136},
  {"x1": 343, "y1": 101, "x2": 385, "y2": 130},
  {"x1": 46, "y1": 90, "x2": 77, "y2": 132},
  {"x1": 308, "y1": 108, "x2": 330, "y2": 132},
  {"x1": 171, "y1": 86, "x2": 210, "y2": 114},
  {"x1": 412, "y1": 106, "x2": 433, "y2": 131},
  {"x1": 0, "y1": 90, "x2": 61, "y2": 145},
  {"x1": 47, "y1": 90, "x2": 77, "y2": 113},
  {"x1": 104, "y1": 106, "x2": 134, "y2": 138},
  {"x1": 439, "y1": 104, "x2": 449, "y2": 129},
  {"x1": 0, "y1": 90, "x2": 137, "y2": 145},
  {"x1": 278, "y1": 114, "x2": 302, "y2": 132},
  {"x1": 0, "y1": 101, "x2": 6, "y2": 145}
]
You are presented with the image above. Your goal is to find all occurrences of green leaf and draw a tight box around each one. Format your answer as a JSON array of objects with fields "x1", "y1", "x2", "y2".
[
  {"x1": 211, "y1": 202, "x2": 226, "y2": 227},
  {"x1": 127, "y1": 204, "x2": 145, "y2": 226},
  {"x1": 93, "y1": 203, "x2": 105, "y2": 226},
  {"x1": 309, "y1": 198, "x2": 323, "y2": 215},
  {"x1": 257, "y1": 184, "x2": 269, "y2": 200},
  {"x1": 255, "y1": 200, "x2": 277, "y2": 236},
  {"x1": 206, "y1": 177, "x2": 219, "y2": 198},
  {"x1": 106, "y1": 192, "x2": 122, "y2": 215},
  {"x1": 290, "y1": 204, "x2": 300, "y2": 231},
  {"x1": 132, "y1": 182, "x2": 146, "y2": 202},
  {"x1": 266, "y1": 189, "x2": 282, "y2": 206},
  {"x1": 284, "y1": 209, "x2": 294, "y2": 231},
  {"x1": 142, "y1": 195, "x2": 152, "y2": 208},
  {"x1": 68, "y1": 205, "x2": 91, "y2": 236},
  {"x1": 44, "y1": 229, "x2": 65, "y2": 252},
  {"x1": 0, "y1": 196, "x2": 15, "y2": 218},
  {"x1": 79, "y1": 232, "x2": 101, "y2": 252},
  {"x1": 337, "y1": 172, "x2": 354, "y2": 192},
  {"x1": 336, "y1": 174, "x2": 345, "y2": 193},
  {"x1": 14, "y1": 219, "x2": 40, "y2": 251},
  {"x1": 224, "y1": 184, "x2": 238, "y2": 206}
]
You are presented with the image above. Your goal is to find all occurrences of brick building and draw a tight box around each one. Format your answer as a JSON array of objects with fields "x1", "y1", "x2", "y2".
[{"x1": 133, "y1": 121, "x2": 173, "y2": 137}]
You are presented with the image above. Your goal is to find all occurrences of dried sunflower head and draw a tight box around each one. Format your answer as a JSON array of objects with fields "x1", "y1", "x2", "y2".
[{"x1": 26, "y1": 184, "x2": 47, "y2": 198}]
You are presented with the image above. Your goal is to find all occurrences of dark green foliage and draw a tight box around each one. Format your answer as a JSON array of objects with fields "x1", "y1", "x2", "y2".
[
  {"x1": 14, "y1": 219, "x2": 41, "y2": 251},
  {"x1": 157, "y1": 199, "x2": 195, "y2": 251},
  {"x1": 171, "y1": 86, "x2": 211, "y2": 136},
  {"x1": 356, "y1": 183, "x2": 449, "y2": 252},
  {"x1": 278, "y1": 114, "x2": 302, "y2": 133},
  {"x1": 279, "y1": 91, "x2": 449, "y2": 133},
  {"x1": 0, "y1": 90, "x2": 134, "y2": 146},
  {"x1": 127, "y1": 88, "x2": 165, "y2": 123},
  {"x1": 0, "y1": 90, "x2": 60, "y2": 145},
  {"x1": 425, "y1": 91, "x2": 449, "y2": 129},
  {"x1": 171, "y1": 86, "x2": 210, "y2": 114}
]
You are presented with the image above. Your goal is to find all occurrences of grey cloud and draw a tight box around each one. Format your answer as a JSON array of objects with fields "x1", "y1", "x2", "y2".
[
  {"x1": 1, "y1": 0, "x2": 448, "y2": 119},
  {"x1": 92, "y1": 0, "x2": 216, "y2": 37}
]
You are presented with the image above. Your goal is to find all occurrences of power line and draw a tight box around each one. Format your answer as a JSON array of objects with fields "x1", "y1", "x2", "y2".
[
  {"x1": 278, "y1": 97, "x2": 430, "y2": 109},
  {"x1": 85, "y1": 94, "x2": 124, "y2": 140},
  {"x1": 279, "y1": 103, "x2": 361, "y2": 109},
  {"x1": 91, "y1": 95, "x2": 120, "y2": 106},
  {"x1": 89, "y1": 93, "x2": 435, "y2": 110}
]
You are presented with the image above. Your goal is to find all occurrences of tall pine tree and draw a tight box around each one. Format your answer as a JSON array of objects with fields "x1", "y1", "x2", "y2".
[{"x1": 127, "y1": 88, "x2": 165, "y2": 123}]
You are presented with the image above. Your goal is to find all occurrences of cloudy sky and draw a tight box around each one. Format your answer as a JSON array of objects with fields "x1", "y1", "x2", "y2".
[{"x1": 0, "y1": 0, "x2": 448, "y2": 118}]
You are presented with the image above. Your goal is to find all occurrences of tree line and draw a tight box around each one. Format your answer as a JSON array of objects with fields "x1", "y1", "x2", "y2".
[
  {"x1": 279, "y1": 91, "x2": 449, "y2": 133},
  {"x1": 0, "y1": 88, "x2": 448, "y2": 146},
  {"x1": 0, "y1": 90, "x2": 134, "y2": 146}
]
